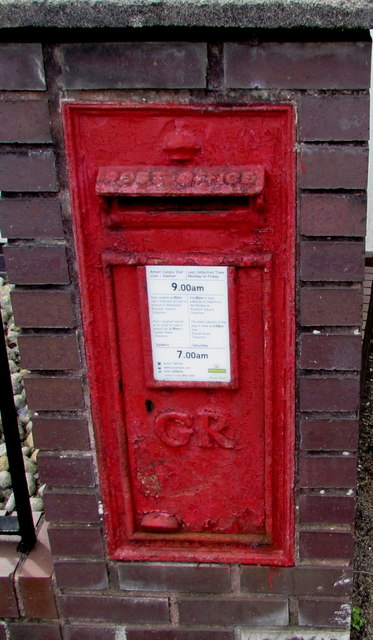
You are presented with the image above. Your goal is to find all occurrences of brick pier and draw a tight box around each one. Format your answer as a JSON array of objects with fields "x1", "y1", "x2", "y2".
[{"x1": 0, "y1": 3, "x2": 371, "y2": 638}]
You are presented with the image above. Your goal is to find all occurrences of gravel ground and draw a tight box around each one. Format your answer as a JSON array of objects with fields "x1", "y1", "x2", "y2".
[{"x1": 0, "y1": 277, "x2": 44, "y2": 514}]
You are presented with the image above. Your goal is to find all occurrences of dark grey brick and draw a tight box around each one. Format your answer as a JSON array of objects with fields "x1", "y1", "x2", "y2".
[
  {"x1": 118, "y1": 563, "x2": 230, "y2": 593},
  {"x1": 11, "y1": 290, "x2": 74, "y2": 328},
  {"x1": 0, "y1": 151, "x2": 58, "y2": 192},
  {"x1": 178, "y1": 597, "x2": 288, "y2": 625},
  {"x1": 61, "y1": 42, "x2": 207, "y2": 89},
  {"x1": 0, "y1": 44, "x2": 45, "y2": 90},
  {"x1": 225, "y1": 41, "x2": 371, "y2": 89},
  {"x1": 299, "y1": 95, "x2": 369, "y2": 141},
  {"x1": 0, "y1": 199, "x2": 63, "y2": 238},
  {"x1": 300, "y1": 193, "x2": 366, "y2": 237},
  {"x1": 4, "y1": 246, "x2": 69, "y2": 285},
  {"x1": 0, "y1": 101, "x2": 51, "y2": 143},
  {"x1": 300, "y1": 287, "x2": 362, "y2": 327},
  {"x1": 300, "y1": 146, "x2": 368, "y2": 190},
  {"x1": 59, "y1": 594, "x2": 169, "y2": 623},
  {"x1": 300, "y1": 241, "x2": 364, "y2": 282}
]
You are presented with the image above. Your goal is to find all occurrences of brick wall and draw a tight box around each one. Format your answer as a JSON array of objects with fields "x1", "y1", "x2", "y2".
[{"x1": 0, "y1": 33, "x2": 370, "y2": 640}]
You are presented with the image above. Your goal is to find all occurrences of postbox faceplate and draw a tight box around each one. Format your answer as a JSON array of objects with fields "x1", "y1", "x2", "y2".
[{"x1": 64, "y1": 104, "x2": 295, "y2": 564}]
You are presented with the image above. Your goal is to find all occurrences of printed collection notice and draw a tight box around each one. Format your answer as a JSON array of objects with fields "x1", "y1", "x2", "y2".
[{"x1": 146, "y1": 266, "x2": 231, "y2": 383}]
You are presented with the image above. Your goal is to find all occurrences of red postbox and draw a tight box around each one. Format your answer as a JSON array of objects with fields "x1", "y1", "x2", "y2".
[{"x1": 64, "y1": 104, "x2": 295, "y2": 564}]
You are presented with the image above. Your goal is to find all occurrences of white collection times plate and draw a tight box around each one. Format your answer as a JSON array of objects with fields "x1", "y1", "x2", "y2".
[{"x1": 146, "y1": 265, "x2": 231, "y2": 383}]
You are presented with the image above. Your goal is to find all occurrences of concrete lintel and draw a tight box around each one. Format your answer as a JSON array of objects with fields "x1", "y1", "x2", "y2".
[
  {"x1": 0, "y1": 0, "x2": 372, "y2": 31},
  {"x1": 240, "y1": 629, "x2": 351, "y2": 640}
]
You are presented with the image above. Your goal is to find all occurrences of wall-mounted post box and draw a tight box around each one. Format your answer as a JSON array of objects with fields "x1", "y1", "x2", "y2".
[{"x1": 64, "y1": 104, "x2": 295, "y2": 565}]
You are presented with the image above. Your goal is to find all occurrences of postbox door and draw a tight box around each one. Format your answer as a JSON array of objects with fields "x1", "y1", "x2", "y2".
[{"x1": 110, "y1": 258, "x2": 271, "y2": 539}]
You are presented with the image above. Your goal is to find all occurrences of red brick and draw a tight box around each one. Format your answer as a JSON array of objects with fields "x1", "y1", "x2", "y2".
[
  {"x1": 66, "y1": 629, "x2": 234, "y2": 640},
  {"x1": 64, "y1": 627, "x2": 116, "y2": 640},
  {"x1": 128, "y1": 632, "x2": 234, "y2": 640},
  {"x1": 0, "y1": 541, "x2": 20, "y2": 617},
  {"x1": 48, "y1": 526, "x2": 104, "y2": 557},
  {"x1": 299, "y1": 456, "x2": 357, "y2": 488},
  {"x1": 61, "y1": 42, "x2": 207, "y2": 89},
  {"x1": 38, "y1": 453, "x2": 95, "y2": 487},
  {"x1": 18, "y1": 334, "x2": 80, "y2": 370},
  {"x1": 24, "y1": 376, "x2": 84, "y2": 411},
  {"x1": 4, "y1": 246, "x2": 69, "y2": 285},
  {"x1": 32, "y1": 417, "x2": 90, "y2": 451},
  {"x1": 299, "y1": 376, "x2": 360, "y2": 412},
  {"x1": 11, "y1": 290, "x2": 74, "y2": 328},
  {"x1": 54, "y1": 560, "x2": 108, "y2": 589},
  {"x1": 299, "y1": 531, "x2": 354, "y2": 560},
  {"x1": 225, "y1": 41, "x2": 371, "y2": 89},
  {"x1": 0, "y1": 576, "x2": 18, "y2": 617},
  {"x1": 299, "y1": 95, "x2": 369, "y2": 141},
  {"x1": 8, "y1": 624, "x2": 62, "y2": 640},
  {"x1": 59, "y1": 594, "x2": 169, "y2": 623},
  {"x1": 0, "y1": 101, "x2": 51, "y2": 143},
  {"x1": 0, "y1": 151, "x2": 58, "y2": 192},
  {"x1": 240, "y1": 566, "x2": 353, "y2": 598},
  {"x1": 300, "y1": 241, "x2": 364, "y2": 282},
  {"x1": 298, "y1": 598, "x2": 351, "y2": 627},
  {"x1": 16, "y1": 520, "x2": 57, "y2": 619},
  {"x1": 118, "y1": 563, "x2": 230, "y2": 593},
  {"x1": 178, "y1": 597, "x2": 288, "y2": 625},
  {"x1": 240, "y1": 566, "x2": 292, "y2": 594},
  {"x1": 300, "y1": 146, "x2": 368, "y2": 190},
  {"x1": 0, "y1": 44, "x2": 46, "y2": 90},
  {"x1": 0, "y1": 199, "x2": 63, "y2": 238},
  {"x1": 300, "y1": 193, "x2": 366, "y2": 237},
  {"x1": 300, "y1": 287, "x2": 362, "y2": 326},
  {"x1": 299, "y1": 495, "x2": 356, "y2": 525},
  {"x1": 300, "y1": 417, "x2": 359, "y2": 451},
  {"x1": 294, "y1": 567, "x2": 353, "y2": 596},
  {"x1": 300, "y1": 334, "x2": 361, "y2": 370},
  {"x1": 43, "y1": 490, "x2": 100, "y2": 524}
]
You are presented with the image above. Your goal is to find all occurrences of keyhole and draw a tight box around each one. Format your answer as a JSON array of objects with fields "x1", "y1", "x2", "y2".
[{"x1": 145, "y1": 399, "x2": 155, "y2": 413}]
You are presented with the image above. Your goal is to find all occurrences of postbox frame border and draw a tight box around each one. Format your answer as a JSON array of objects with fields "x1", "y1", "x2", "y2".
[{"x1": 63, "y1": 101, "x2": 296, "y2": 565}]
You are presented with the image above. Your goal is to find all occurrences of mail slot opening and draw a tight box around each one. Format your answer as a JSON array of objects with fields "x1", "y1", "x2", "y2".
[
  {"x1": 113, "y1": 195, "x2": 254, "y2": 212},
  {"x1": 101, "y1": 195, "x2": 267, "y2": 229}
]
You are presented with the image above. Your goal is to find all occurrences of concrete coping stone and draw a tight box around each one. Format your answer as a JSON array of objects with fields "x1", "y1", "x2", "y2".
[{"x1": 0, "y1": 0, "x2": 372, "y2": 30}]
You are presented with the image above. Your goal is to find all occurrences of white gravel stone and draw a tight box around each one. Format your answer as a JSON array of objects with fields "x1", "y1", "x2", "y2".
[
  {"x1": 8, "y1": 359, "x2": 18, "y2": 374},
  {"x1": 25, "y1": 420, "x2": 33, "y2": 434},
  {"x1": 11, "y1": 372, "x2": 24, "y2": 394},
  {"x1": 0, "y1": 470, "x2": 12, "y2": 489},
  {"x1": 0, "y1": 455, "x2": 9, "y2": 472},
  {"x1": 5, "y1": 493, "x2": 15, "y2": 513},
  {"x1": 38, "y1": 483, "x2": 46, "y2": 497},
  {"x1": 18, "y1": 410, "x2": 31, "y2": 426},
  {"x1": 24, "y1": 433, "x2": 34, "y2": 448},
  {"x1": 26, "y1": 472, "x2": 36, "y2": 496},
  {"x1": 14, "y1": 391, "x2": 26, "y2": 409},
  {"x1": 23, "y1": 456, "x2": 36, "y2": 473},
  {"x1": 30, "y1": 496, "x2": 44, "y2": 512}
]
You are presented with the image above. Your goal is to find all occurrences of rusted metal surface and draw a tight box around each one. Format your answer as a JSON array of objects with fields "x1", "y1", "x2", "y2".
[
  {"x1": 96, "y1": 165, "x2": 265, "y2": 197},
  {"x1": 63, "y1": 104, "x2": 295, "y2": 564}
]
